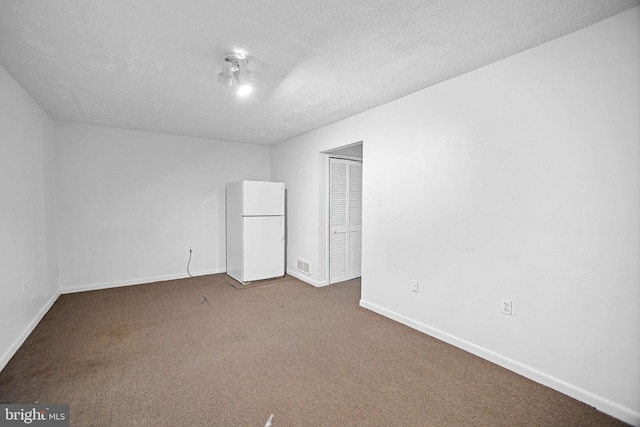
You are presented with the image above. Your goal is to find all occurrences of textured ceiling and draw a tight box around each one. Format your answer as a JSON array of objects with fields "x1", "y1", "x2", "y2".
[{"x1": 0, "y1": 0, "x2": 638, "y2": 145}]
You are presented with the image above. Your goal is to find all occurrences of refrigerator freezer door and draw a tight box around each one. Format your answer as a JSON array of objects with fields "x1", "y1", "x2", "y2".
[
  {"x1": 242, "y1": 181, "x2": 285, "y2": 216},
  {"x1": 242, "y1": 216, "x2": 285, "y2": 282}
]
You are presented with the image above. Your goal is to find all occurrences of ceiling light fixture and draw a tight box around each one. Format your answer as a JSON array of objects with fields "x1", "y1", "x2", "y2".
[{"x1": 217, "y1": 52, "x2": 256, "y2": 96}]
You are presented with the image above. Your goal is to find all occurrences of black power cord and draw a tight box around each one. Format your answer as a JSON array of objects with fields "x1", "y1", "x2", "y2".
[
  {"x1": 188, "y1": 248, "x2": 210, "y2": 304},
  {"x1": 187, "y1": 248, "x2": 194, "y2": 278}
]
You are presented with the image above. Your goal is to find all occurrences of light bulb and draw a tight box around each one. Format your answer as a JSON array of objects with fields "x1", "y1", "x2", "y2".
[{"x1": 237, "y1": 84, "x2": 253, "y2": 96}]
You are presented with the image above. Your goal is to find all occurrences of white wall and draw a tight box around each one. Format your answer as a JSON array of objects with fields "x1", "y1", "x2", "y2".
[
  {"x1": 0, "y1": 65, "x2": 59, "y2": 371},
  {"x1": 55, "y1": 123, "x2": 271, "y2": 292},
  {"x1": 271, "y1": 8, "x2": 640, "y2": 424},
  {"x1": 271, "y1": 137, "x2": 357, "y2": 285}
]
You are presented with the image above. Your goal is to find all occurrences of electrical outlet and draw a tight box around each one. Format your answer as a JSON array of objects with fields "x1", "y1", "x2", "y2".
[
  {"x1": 411, "y1": 280, "x2": 419, "y2": 293},
  {"x1": 500, "y1": 298, "x2": 512, "y2": 315}
]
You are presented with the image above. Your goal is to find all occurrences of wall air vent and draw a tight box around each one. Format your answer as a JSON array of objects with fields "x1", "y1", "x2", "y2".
[{"x1": 296, "y1": 259, "x2": 310, "y2": 275}]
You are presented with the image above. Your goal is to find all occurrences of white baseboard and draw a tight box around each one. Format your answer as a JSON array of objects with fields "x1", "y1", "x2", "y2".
[
  {"x1": 60, "y1": 268, "x2": 225, "y2": 294},
  {"x1": 286, "y1": 268, "x2": 328, "y2": 287},
  {"x1": 0, "y1": 290, "x2": 60, "y2": 373},
  {"x1": 359, "y1": 299, "x2": 640, "y2": 426}
]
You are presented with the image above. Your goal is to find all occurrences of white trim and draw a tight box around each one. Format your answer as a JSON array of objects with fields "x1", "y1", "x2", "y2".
[
  {"x1": 0, "y1": 290, "x2": 60, "y2": 372},
  {"x1": 286, "y1": 268, "x2": 329, "y2": 287},
  {"x1": 359, "y1": 299, "x2": 640, "y2": 426},
  {"x1": 328, "y1": 154, "x2": 363, "y2": 161},
  {"x1": 324, "y1": 153, "x2": 331, "y2": 287},
  {"x1": 60, "y1": 268, "x2": 225, "y2": 294}
]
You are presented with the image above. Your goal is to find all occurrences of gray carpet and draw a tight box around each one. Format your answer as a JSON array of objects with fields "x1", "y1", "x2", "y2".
[{"x1": 0, "y1": 274, "x2": 626, "y2": 426}]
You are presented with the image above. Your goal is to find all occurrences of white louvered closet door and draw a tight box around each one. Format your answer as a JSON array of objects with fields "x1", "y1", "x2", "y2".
[{"x1": 330, "y1": 158, "x2": 362, "y2": 284}]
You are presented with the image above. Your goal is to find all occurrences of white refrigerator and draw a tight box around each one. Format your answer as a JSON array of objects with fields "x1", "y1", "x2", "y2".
[{"x1": 226, "y1": 180, "x2": 285, "y2": 284}]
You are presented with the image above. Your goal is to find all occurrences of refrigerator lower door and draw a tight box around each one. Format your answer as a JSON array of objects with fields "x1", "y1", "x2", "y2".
[{"x1": 242, "y1": 216, "x2": 285, "y2": 282}]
